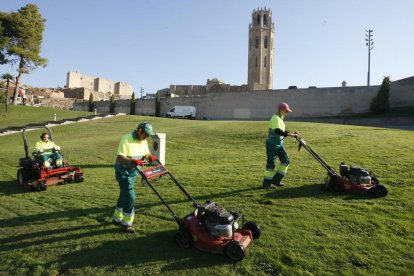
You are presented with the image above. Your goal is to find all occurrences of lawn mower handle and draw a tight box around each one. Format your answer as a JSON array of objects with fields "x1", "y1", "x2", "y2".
[{"x1": 294, "y1": 135, "x2": 338, "y2": 177}]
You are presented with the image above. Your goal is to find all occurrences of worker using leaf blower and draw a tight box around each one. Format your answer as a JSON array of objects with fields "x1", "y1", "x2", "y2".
[
  {"x1": 112, "y1": 122, "x2": 158, "y2": 233},
  {"x1": 263, "y1": 103, "x2": 299, "y2": 189}
]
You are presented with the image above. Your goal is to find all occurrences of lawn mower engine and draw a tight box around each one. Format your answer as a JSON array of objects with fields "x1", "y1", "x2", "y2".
[{"x1": 198, "y1": 201, "x2": 240, "y2": 239}]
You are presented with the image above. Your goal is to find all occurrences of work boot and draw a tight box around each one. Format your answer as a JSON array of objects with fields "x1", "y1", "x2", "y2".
[
  {"x1": 263, "y1": 184, "x2": 277, "y2": 189},
  {"x1": 272, "y1": 182, "x2": 285, "y2": 186},
  {"x1": 122, "y1": 225, "x2": 135, "y2": 234},
  {"x1": 112, "y1": 219, "x2": 122, "y2": 226}
]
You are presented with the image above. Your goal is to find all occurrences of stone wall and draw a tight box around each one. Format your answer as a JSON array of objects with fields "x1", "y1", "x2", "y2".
[
  {"x1": 73, "y1": 76, "x2": 414, "y2": 119},
  {"x1": 38, "y1": 98, "x2": 79, "y2": 110}
]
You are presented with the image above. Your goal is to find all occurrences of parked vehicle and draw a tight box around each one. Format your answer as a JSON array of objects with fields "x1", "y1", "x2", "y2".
[{"x1": 166, "y1": 106, "x2": 196, "y2": 119}]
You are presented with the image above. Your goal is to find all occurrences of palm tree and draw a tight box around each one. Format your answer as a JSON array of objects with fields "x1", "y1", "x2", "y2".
[{"x1": 1, "y1": 73, "x2": 14, "y2": 114}]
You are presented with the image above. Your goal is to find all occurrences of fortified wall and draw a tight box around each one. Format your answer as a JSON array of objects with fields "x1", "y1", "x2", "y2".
[{"x1": 73, "y1": 76, "x2": 414, "y2": 120}]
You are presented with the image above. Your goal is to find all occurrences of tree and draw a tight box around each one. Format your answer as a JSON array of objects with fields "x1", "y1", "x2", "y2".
[
  {"x1": 110, "y1": 94, "x2": 116, "y2": 114},
  {"x1": 2, "y1": 4, "x2": 47, "y2": 105},
  {"x1": 1, "y1": 73, "x2": 14, "y2": 114},
  {"x1": 370, "y1": 76, "x2": 391, "y2": 114},
  {"x1": 130, "y1": 92, "x2": 136, "y2": 115},
  {"x1": 88, "y1": 93, "x2": 94, "y2": 112},
  {"x1": 155, "y1": 91, "x2": 161, "y2": 117},
  {"x1": 0, "y1": 12, "x2": 11, "y2": 65}
]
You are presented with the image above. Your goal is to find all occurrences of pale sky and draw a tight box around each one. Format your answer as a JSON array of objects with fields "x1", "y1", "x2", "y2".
[{"x1": 1, "y1": 0, "x2": 413, "y2": 96}]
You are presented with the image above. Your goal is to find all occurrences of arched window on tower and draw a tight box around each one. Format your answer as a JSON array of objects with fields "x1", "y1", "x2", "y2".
[
  {"x1": 264, "y1": 56, "x2": 267, "y2": 68},
  {"x1": 256, "y1": 15, "x2": 261, "y2": 25},
  {"x1": 255, "y1": 37, "x2": 259, "y2": 49},
  {"x1": 255, "y1": 56, "x2": 258, "y2": 68},
  {"x1": 264, "y1": 36, "x2": 268, "y2": 49},
  {"x1": 264, "y1": 14, "x2": 267, "y2": 25},
  {"x1": 249, "y1": 39, "x2": 251, "y2": 51}
]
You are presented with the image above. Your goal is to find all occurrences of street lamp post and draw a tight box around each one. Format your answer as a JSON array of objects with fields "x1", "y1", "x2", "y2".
[{"x1": 365, "y1": 29, "x2": 374, "y2": 86}]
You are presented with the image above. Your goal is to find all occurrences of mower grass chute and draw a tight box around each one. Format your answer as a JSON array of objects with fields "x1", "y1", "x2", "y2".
[
  {"x1": 138, "y1": 160, "x2": 261, "y2": 261},
  {"x1": 295, "y1": 136, "x2": 388, "y2": 198},
  {"x1": 17, "y1": 126, "x2": 84, "y2": 191}
]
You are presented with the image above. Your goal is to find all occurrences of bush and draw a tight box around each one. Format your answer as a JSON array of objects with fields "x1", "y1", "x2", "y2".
[
  {"x1": 109, "y1": 94, "x2": 116, "y2": 114},
  {"x1": 130, "y1": 93, "x2": 136, "y2": 115},
  {"x1": 0, "y1": 92, "x2": 6, "y2": 103},
  {"x1": 88, "y1": 93, "x2": 94, "y2": 112},
  {"x1": 370, "y1": 76, "x2": 390, "y2": 114},
  {"x1": 155, "y1": 92, "x2": 161, "y2": 117}
]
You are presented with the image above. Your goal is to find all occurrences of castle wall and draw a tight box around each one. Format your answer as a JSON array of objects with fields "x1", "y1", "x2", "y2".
[{"x1": 66, "y1": 71, "x2": 133, "y2": 96}]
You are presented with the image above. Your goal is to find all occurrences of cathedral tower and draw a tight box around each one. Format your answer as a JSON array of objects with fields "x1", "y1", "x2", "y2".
[{"x1": 247, "y1": 7, "x2": 274, "y2": 90}]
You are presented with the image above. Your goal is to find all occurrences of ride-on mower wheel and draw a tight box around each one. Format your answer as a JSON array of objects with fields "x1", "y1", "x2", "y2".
[
  {"x1": 244, "y1": 221, "x2": 261, "y2": 240},
  {"x1": 370, "y1": 185, "x2": 388, "y2": 198},
  {"x1": 17, "y1": 168, "x2": 32, "y2": 187},
  {"x1": 37, "y1": 181, "x2": 47, "y2": 191},
  {"x1": 225, "y1": 240, "x2": 245, "y2": 261},
  {"x1": 74, "y1": 172, "x2": 84, "y2": 183},
  {"x1": 174, "y1": 231, "x2": 192, "y2": 249}
]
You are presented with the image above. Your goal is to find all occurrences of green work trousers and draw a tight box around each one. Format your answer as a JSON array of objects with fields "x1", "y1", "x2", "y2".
[{"x1": 263, "y1": 141, "x2": 290, "y2": 187}]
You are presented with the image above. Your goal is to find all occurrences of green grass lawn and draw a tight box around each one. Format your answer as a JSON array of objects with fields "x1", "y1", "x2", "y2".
[
  {"x1": 0, "y1": 105, "x2": 93, "y2": 129},
  {"x1": 0, "y1": 112, "x2": 413, "y2": 275}
]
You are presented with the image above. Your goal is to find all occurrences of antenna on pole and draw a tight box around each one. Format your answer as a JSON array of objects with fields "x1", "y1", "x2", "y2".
[{"x1": 365, "y1": 29, "x2": 374, "y2": 86}]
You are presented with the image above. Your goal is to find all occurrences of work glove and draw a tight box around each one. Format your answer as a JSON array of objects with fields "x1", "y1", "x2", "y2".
[
  {"x1": 38, "y1": 148, "x2": 45, "y2": 153},
  {"x1": 147, "y1": 155, "x2": 157, "y2": 162},
  {"x1": 54, "y1": 146, "x2": 61, "y2": 151},
  {"x1": 130, "y1": 159, "x2": 144, "y2": 166}
]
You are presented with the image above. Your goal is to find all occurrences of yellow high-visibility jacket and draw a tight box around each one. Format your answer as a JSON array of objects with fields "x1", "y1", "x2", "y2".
[{"x1": 33, "y1": 140, "x2": 59, "y2": 156}]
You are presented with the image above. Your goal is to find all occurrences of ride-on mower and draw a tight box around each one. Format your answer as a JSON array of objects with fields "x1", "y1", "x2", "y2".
[
  {"x1": 17, "y1": 126, "x2": 84, "y2": 191},
  {"x1": 138, "y1": 159, "x2": 261, "y2": 261},
  {"x1": 295, "y1": 136, "x2": 388, "y2": 198}
]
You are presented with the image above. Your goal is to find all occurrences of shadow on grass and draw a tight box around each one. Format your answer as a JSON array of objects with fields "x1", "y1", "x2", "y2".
[
  {"x1": 0, "y1": 180, "x2": 26, "y2": 195},
  {"x1": 0, "y1": 205, "x2": 232, "y2": 271},
  {"x1": 56, "y1": 230, "x2": 230, "y2": 273},
  {"x1": 264, "y1": 183, "x2": 330, "y2": 199},
  {"x1": 264, "y1": 183, "x2": 379, "y2": 201},
  {"x1": 0, "y1": 224, "x2": 114, "y2": 252},
  {"x1": 0, "y1": 206, "x2": 113, "y2": 229}
]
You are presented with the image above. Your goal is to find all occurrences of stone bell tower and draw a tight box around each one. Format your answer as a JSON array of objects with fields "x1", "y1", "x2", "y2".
[{"x1": 247, "y1": 7, "x2": 274, "y2": 90}]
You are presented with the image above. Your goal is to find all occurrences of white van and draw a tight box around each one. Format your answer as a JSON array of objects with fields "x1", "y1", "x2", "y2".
[{"x1": 166, "y1": 106, "x2": 196, "y2": 119}]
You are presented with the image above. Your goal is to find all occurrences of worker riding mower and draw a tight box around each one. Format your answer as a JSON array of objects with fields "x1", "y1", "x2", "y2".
[
  {"x1": 138, "y1": 159, "x2": 261, "y2": 261},
  {"x1": 295, "y1": 136, "x2": 388, "y2": 198},
  {"x1": 17, "y1": 126, "x2": 84, "y2": 191}
]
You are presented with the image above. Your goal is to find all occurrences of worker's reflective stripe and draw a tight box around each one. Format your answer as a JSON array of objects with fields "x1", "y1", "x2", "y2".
[
  {"x1": 112, "y1": 207, "x2": 123, "y2": 222},
  {"x1": 276, "y1": 163, "x2": 289, "y2": 175},
  {"x1": 264, "y1": 168, "x2": 274, "y2": 180},
  {"x1": 121, "y1": 212, "x2": 134, "y2": 226}
]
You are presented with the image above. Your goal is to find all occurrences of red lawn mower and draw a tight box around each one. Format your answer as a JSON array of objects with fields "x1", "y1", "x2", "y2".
[
  {"x1": 295, "y1": 136, "x2": 388, "y2": 197},
  {"x1": 17, "y1": 126, "x2": 84, "y2": 191},
  {"x1": 138, "y1": 160, "x2": 261, "y2": 261}
]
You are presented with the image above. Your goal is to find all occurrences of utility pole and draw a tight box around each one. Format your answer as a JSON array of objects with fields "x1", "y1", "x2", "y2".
[{"x1": 365, "y1": 29, "x2": 374, "y2": 86}]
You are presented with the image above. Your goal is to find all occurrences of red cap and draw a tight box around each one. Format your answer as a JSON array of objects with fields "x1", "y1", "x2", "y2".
[{"x1": 278, "y1": 102, "x2": 292, "y2": 113}]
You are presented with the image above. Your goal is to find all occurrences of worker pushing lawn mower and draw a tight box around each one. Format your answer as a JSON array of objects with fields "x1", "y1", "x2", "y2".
[
  {"x1": 17, "y1": 126, "x2": 84, "y2": 191},
  {"x1": 112, "y1": 122, "x2": 260, "y2": 261}
]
